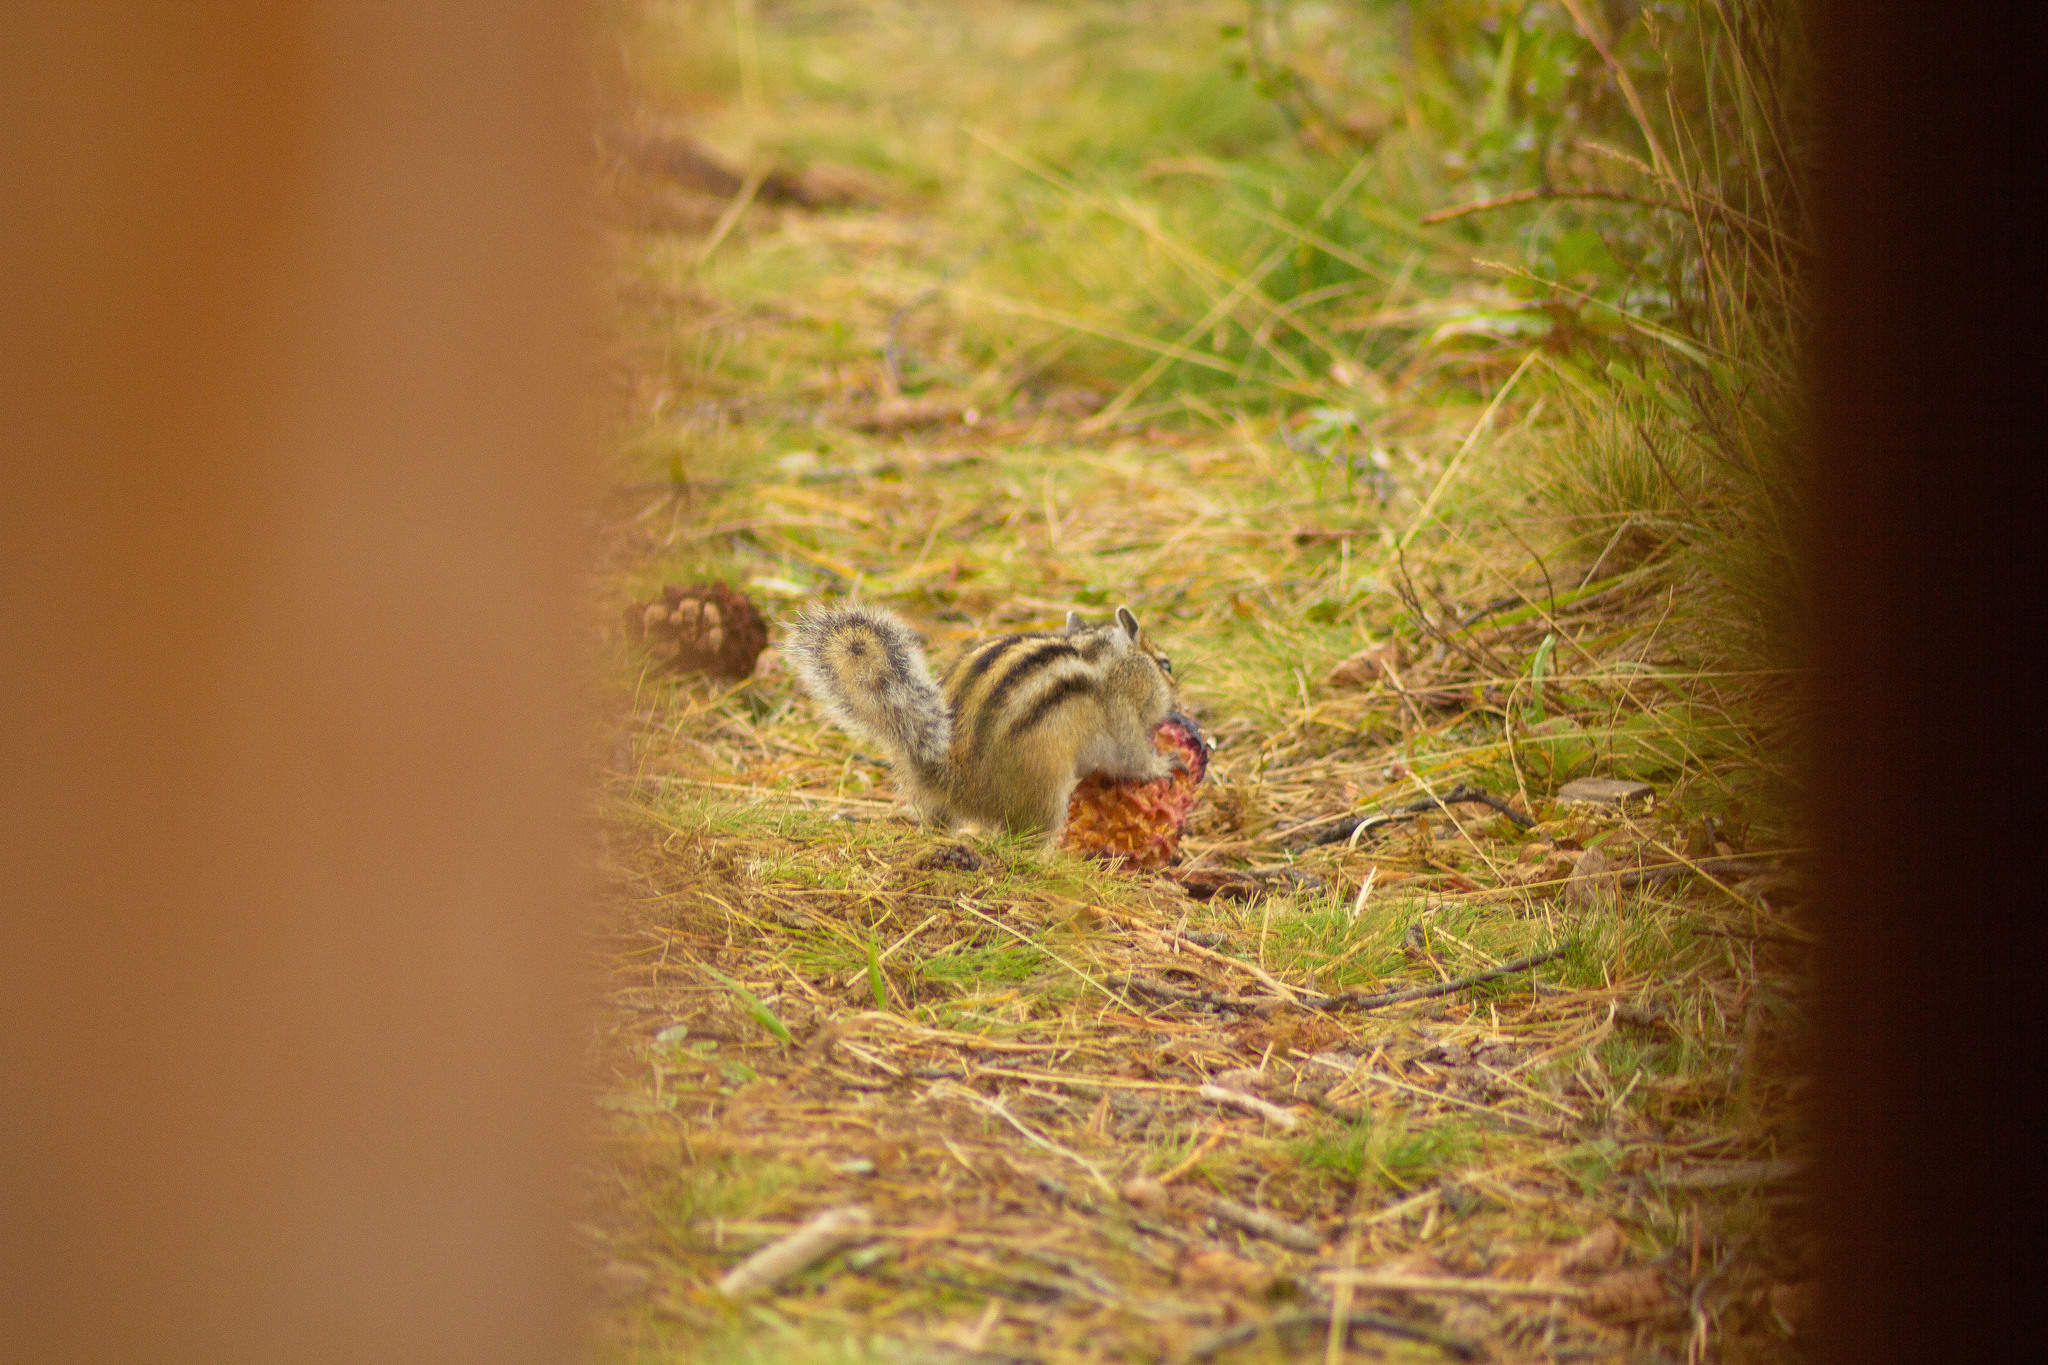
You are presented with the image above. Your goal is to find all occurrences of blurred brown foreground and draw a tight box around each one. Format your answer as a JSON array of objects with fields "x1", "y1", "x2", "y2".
[{"x1": 1, "y1": 6, "x2": 589, "y2": 1363}]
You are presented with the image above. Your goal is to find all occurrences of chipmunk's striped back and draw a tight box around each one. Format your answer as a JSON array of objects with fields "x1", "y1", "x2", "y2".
[
  {"x1": 941, "y1": 626, "x2": 1121, "y2": 771},
  {"x1": 788, "y1": 603, "x2": 1179, "y2": 837}
]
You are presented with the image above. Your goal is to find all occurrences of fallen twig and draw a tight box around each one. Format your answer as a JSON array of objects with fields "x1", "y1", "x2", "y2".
[
  {"x1": 716, "y1": 1206, "x2": 874, "y2": 1298},
  {"x1": 1202, "y1": 1195, "x2": 1324, "y2": 1254},
  {"x1": 1297, "y1": 949, "x2": 1565, "y2": 1013},
  {"x1": 1198, "y1": 1084, "x2": 1301, "y2": 1130},
  {"x1": 1111, "y1": 949, "x2": 1562, "y2": 1018},
  {"x1": 1319, "y1": 1269, "x2": 1589, "y2": 1300},
  {"x1": 1300, "y1": 783, "x2": 1533, "y2": 848},
  {"x1": 1107, "y1": 973, "x2": 1278, "y2": 1015}
]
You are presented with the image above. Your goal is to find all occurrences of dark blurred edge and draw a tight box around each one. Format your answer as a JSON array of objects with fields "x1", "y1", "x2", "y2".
[{"x1": 1809, "y1": 2, "x2": 2046, "y2": 1362}]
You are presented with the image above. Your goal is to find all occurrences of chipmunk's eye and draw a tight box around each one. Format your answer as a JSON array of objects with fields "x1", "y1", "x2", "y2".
[{"x1": 1158, "y1": 656, "x2": 1173, "y2": 676}]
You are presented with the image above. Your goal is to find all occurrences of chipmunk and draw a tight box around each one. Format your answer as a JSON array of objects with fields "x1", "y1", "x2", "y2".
[{"x1": 788, "y1": 604, "x2": 1184, "y2": 837}]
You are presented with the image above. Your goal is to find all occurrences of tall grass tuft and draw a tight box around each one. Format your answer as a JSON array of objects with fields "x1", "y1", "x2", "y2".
[
  {"x1": 1527, "y1": 0, "x2": 1812, "y2": 674},
  {"x1": 1212, "y1": 0, "x2": 1815, "y2": 796}
]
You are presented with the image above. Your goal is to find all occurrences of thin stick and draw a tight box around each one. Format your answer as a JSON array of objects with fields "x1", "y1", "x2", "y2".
[
  {"x1": 1198, "y1": 1084, "x2": 1301, "y2": 1130},
  {"x1": 695, "y1": 164, "x2": 768, "y2": 269},
  {"x1": 1420, "y1": 186, "x2": 1685, "y2": 224},
  {"x1": 1111, "y1": 949, "x2": 1562, "y2": 1018},
  {"x1": 1203, "y1": 1195, "x2": 1323, "y2": 1253},
  {"x1": 1406, "y1": 768, "x2": 1508, "y2": 885},
  {"x1": 1106, "y1": 974, "x2": 1276, "y2": 1013},
  {"x1": 1319, "y1": 1270, "x2": 1589, "y2": 1300},
  {"x1": 716, "y1": 1206, "x2": 873, "y2": 1298},
  {"x1": 1306, "y1": 783, "x2": 1534, "y2": 849}
]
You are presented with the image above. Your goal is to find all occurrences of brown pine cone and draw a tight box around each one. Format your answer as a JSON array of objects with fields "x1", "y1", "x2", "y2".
[
  {"x1": 622, "y1": 582, "x2": 768, "y2": 679},
  {"x1": 1059, "y1": 711, "x2": 1210, "y2": 870}
]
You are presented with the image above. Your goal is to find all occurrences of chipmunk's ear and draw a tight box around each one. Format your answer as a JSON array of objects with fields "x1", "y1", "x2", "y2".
[
  {"x1": 1115, "y1": 606, "x2": 1141, "y2": 641},
  {"x1": 1064, "y1": 611, "x2": 1084, "y2": 633}
]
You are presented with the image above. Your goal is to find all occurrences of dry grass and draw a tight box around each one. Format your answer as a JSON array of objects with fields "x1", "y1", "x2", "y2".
[{"x1": 584, "y1": 4, "x2": 1812, "y2": 1362}]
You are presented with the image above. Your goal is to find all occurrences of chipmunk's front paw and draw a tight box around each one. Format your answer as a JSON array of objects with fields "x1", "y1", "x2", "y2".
[{"x1": 1133, "y1": 752, "x2": 1183, "y2": 783}]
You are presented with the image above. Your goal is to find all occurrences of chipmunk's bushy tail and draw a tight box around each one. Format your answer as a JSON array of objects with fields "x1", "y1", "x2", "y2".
[{"x1": 787, "y1": 606, "x2": 950, "y2": 775}]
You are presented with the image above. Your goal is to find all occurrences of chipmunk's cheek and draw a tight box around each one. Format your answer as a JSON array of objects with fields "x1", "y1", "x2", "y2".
[{"x1": 1059, "y1": 714, "x2": 1208, "y2": 870}]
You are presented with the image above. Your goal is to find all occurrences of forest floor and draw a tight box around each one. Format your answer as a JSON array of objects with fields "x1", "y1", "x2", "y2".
[{"x1": 582, "y1": 5, "x2": 1813, "y2": 1363}]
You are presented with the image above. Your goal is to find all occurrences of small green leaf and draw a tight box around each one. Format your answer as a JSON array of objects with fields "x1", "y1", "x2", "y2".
[
  {"x1": 706, "y1": 969, "x2": 794, "y2": 1045},
  {"x1": 1528, "y1": 632, "x2": 1556, "y2": 723},
  {"x1": 865, "y1": 941, "x2": 889, "y2": 1012}
]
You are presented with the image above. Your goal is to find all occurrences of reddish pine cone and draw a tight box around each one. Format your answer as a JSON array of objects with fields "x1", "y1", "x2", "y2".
[
  {"x1": 622, "y1": 582, "x2": 768, "y2": 679},
  {"x1": 1059, "y1": 712, "x2": 1210, "y2": 870}
]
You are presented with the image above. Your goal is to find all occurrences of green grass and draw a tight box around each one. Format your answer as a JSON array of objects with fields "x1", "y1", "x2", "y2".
[
  {"x1": 919, "y1": 942, "x2": 1045, "y2": 987},
  {"x1": 644, "y1": 1154, "x2": 810, "y2": 1233},
  {"x1": 1294, "y1": 1112, "x2": 1478, "y2": 1192}
]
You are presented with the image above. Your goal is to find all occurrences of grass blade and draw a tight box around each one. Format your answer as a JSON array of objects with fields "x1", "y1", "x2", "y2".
[
  {"x1": 1529, "y1": 632, "x2": 1557, "y2": 723},
  {"x1": 865, "y1": 941, "x2": 888, "y2": 1013},
  {"x1": 705, "y1": 968, "x2": 793, "y2": 1046}
]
